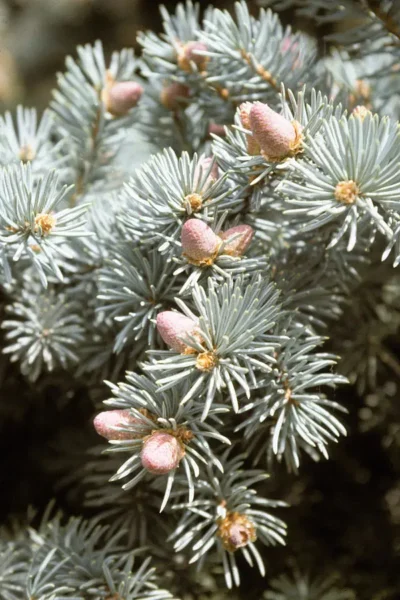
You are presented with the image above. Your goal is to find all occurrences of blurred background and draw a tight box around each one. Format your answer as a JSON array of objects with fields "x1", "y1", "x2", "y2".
[{"x1": 0, "y1": 0, "x2": 249, "y2": 111}]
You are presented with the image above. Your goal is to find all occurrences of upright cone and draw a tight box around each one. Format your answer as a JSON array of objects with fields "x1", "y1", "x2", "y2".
[
  {"x1": 220, "y1": 224, "x2": 254, "y2": 257},
  {"x1": 181, "y1": 219, "x2": 221, "y2": 263},
  {"x1": 156, "y1": 311, "x2": 199, "y2": 353},
  {"x1": 141, "y1": 431, "x2": 184, "y2": 474},
  {"x1": 103, "y1": 81, "x2": 143, "y2": 116},
  {"x1": 94, "y1": 409, "x2": 138, "y2": 441},
  {"x1": 248, "y1": 102, "x2": 300, "y2": 160}
]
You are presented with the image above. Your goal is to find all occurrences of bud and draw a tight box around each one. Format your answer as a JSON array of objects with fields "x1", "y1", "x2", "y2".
[
  {"x1": 34, "y1": 213, "x2": 56, "y2": 236},
  {"x1": 249, "y1": 102, "x2": 301, "y2": 160},
  {"x1": 352, "y1": 105, "x2": 371, "y2": 121},
  {"x1": 226, "y1": 522, "x2": 255, "y2": 550},
  {"x1": 194, "y1": 156, "x2": 219, "y2": 189},
  {"x1": 239, "y1": 102, "x2": 261, "y2": 155},
  {"x1": 220, "y1": 224, "x2": 254, "y2": 257},
  {"x1": 218, "y1": 512, "x2": 257, "y2": 552},
  {"x1": 141, "y1": 431, "x2": 183, "y2": 474},
  {"x1": 160, "y1": 82, "x2": 190, "y2": 110},
  {"x1": 19, "y1": 144, "x2": 35, "y2": 163},
  {"x1": 181, "y1": 219, "x2": 221, "y2": 263},
  {"x1": 103, "y1": 81, "x2": 143, "y2": 116},
  {"x1": 156, "y1": 311, "x2": 199, "y2": 353},
  {"x1": 178, "y1": 41, "x2": 208, "y2": 72},
  {"x1": 349, "y1": 80, "x2": 372, "y2": 110},
  {"x1": 94, "y1": 409, "x2": 137, "y2": 441}
]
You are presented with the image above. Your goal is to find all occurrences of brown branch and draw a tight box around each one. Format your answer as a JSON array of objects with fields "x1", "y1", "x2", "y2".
[
  {"x1": 200, "y1": 47, "x2": 281, "y2": 106},
  {"x1": 240, "y1": 48, "x2": 280, "y2": 92}
]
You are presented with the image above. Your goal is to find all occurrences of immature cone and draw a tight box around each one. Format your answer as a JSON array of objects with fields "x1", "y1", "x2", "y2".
[
  {"x1": 194, "y1": 156, "x2": 219, "y2": 189},
  {"x1": 94, "y1": 409, "x2": 136, "y2": 441},
  {"x1": 220, "y1": 224, "x2": 254, "y2": 257},
  {"x1": 160, "y1": 82, "x2": 190, "y2": 110},
  {"x1": 352, "y1": 105, "x2": 371, "y2": 120},
  {"x1": 239, "y1": 102, "x2": 261, "y2": 155},
  {"x1": 141, "y1": 431, "x2": 184, "y2": 475},
  {"x1": 178, "y1": 41, "x2": 208, "y2": 72},
  {"x1": 249, "y1": 102, "x2": 300, "y2": 160},
  {"x1": 181, "y1": 218, "x2": 221, "y2": 263},
  {"x1": 218, "y1": 512, "x2": 257, "y2": 552},
  {"x1": 227, "y1": 522, "x2": 255, "y2": 550},
  {"x1": 103, "y1": 81, "x2": 143, "y2": 116},
  {"x1": 156, "y1": 311, "x2": 199, "y2": 353}
]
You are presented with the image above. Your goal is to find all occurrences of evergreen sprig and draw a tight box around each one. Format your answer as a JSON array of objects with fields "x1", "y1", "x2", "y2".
[
  {"x1": 170, "y1": 452, "x2": 287, "y2": 588},
  {"x1": 2, "y1": 0, "x2": 400, "y2": 596}
]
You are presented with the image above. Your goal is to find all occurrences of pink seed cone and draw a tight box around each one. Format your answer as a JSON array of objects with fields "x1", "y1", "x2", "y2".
[
  {"x1": 141, "y1": 431, "x2": 183, "y2": 474},
  {"x1": 220, "y1": 224, "x2": 254, "y2": 257},
  {"x1": 183, "y1": 41, "x2": 208, "y2": 69},
  {"x1": 156, "y1": 311, "x2": 199, "y2": 353},
  {"x1": 194, "y1": 156, "x2": 219, "y2": 189},
  {"x1": 227, "y1": 523, "x2": 252, "y2": 549},
  {"x1": 94, "y1": 409, "x2": 137, "y2": 441},
  {"x1": 181, "y1": 219, "x2": 220, "y2": 262},
  {"x1": 239, "y1": 102, "x2": 261, "y2": 155},
  {"x1": 160, "y1": 82, "x2": 190, "y2": 110},
  {"x1": 105, "y1": 81, "x2": 143, "y2": 116},
  {"x1": 249, "y1": 102, "x2": 297, "y2": 159}
]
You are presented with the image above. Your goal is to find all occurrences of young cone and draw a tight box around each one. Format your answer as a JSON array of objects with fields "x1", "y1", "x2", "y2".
[
  {"x1": 239, "y1": 102, "x2": 261, "y2": 155},
  {"x1": 227, "y1": 522, "x2": 254, "y2": 550},
  {"x1": 94, "y1": 409, "x2": 137, "y2": 441},
  {"x1": 220, "y1": 224, "x2": 254, "y2": 257},
  {"x1": 181, "y1": 218, "x2": 221, "y2": 263},
  {"x1": 103, "y1": 81, "x2": 143, "y2": 116},
  {"x1": 218, "y1": 513, "x2": 257, "y2": 552},
  {"x1": 156, "y1": 311, "x2": 199, "y2": 353},
  {"x1": 141, "y1": 431, "x2": 184, "y2": 474},
  {"x1": 178, "y1": 41, "x2": 208, "y2": 72},
  {"x1": 248, "y1": 102, "x2": 300, "y2": 160}
]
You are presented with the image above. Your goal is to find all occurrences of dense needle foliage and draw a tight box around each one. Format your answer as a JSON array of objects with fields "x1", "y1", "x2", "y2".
[{"x1": 0, "y1": 1, "x2": 400, "y2": 598}]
